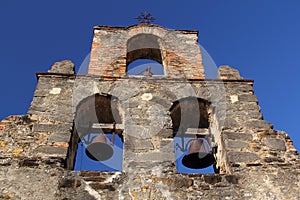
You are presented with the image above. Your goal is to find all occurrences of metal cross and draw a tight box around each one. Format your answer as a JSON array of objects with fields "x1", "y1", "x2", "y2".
[{"x1": 135, "y1": 12, "x2": 156, "y2": 24}]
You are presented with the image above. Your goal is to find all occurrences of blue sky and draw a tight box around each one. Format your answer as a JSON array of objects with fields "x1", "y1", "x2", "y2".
[{"x1": 0, "y1": 0, "x2": 299, "y2": 153}]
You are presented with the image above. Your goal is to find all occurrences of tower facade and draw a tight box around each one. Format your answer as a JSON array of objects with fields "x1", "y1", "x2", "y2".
[{"x1": 0, "y1": 24, "x2": 299, "y2": 200}]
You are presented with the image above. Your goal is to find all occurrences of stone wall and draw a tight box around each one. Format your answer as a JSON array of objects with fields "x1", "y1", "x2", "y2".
[{"x1": 0, "y1": 61, "x2": 299, "y2": 199}]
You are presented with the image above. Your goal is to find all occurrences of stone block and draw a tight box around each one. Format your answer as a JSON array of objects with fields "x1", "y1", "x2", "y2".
[
  {"x1": 48, "y1": 133, "x2": 71, "y2": 143},
  {"x1": 33, "y1": 123, "x2": 71, "y2": 133},
  {"x1": 137, "y1": 152, "x2": 175, "y2": 162},
  {"x1": 80, "y1": 171, "x2": 101, "y2": 177},
  {"x1": 264, "y1": 138, "x2": 286, "y2": 151},
  {"x1": 244, "y1": 120, "x2": 273, "y2": 130},
  {"x1": 89, "y1": 183, "x2": 115, "y2": 191},
  {"x1": 224, "y1": 175, "x2": 239, "y2": 184},
  {"x1": 159, "y1": 139, "x2": 174, "y2": 152},
  {"x1": 59, "y1": 178, "x2": 81, "y2": 188},
  {"x1": 217, "y1": 66, "x2": 243, "y2": 80},
  {"x1": 233, "y1": 85, "x2": 254, "y2": 93},
  {"x1": 203, "y1": 175, "x2": 222, "y2": 185},
  {"x1": 19, "y1": 158, "x2": 39, "y2": 167},
  {"x1": 223, "y1": 132, "x2": 253, "y2": 141},
  {"x1": 34, "y1": 89, "x2": 50, "y2": 97},
  {"x1": 48, "y1": 60, "x2": 75, "y2": 74},
  {"x1": 238, "y1": 94, "x2": 258, "y2": 102},
  {"x1": 156, "y1": 128, "x2": 173, "y2": 138},
  {"x1": 225, "y1": 140, "x2": 248, "y2": 149},
  {"x1": 227, "y1": 152, "x2": 260, "y2": 163},
  {"x1": 173, "y1": 177, "x2": 193, "y2": 188},
  {"x1": 44, "y1": 157, "x2": 65, "y2": 167},
  {"x1": 124, "y1": 135, "x2": 154, "y2": 151},
  {"x1": 264, "y1": 157, "x2": 285, "y2": 163},
  {"x1": 224, "y1": 117, "x2": 239, "y2": 127},
  {"x1": 125, "y1": 125, "x2": 158, "y2": 139},
  {"x1": 126, "y1": 161, "x2": 174, "y2": 171},
  {"x1": 35, "y1": 146, "x2": 68, "y2": 156},
  {"x1": 46, "y1": 113, "x2": 74, "y2": 123}
]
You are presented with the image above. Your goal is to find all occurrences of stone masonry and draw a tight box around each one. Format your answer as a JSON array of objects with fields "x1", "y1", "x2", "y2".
[{"x1": 0, "y1": 24, "x2": 299, "y2": 199}]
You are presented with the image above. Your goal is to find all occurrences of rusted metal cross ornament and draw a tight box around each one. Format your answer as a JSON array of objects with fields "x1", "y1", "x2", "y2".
[{"x1": 135, "y1": 12, "x2": 156, "y2": 24}]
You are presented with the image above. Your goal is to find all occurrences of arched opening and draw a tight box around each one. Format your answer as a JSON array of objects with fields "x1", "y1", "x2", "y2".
[
  {"x1": 127, "y1": 59, "x2": 164, "y2": 76},
  {"x1": 170, "y1": 97, "x2": 217, "y2": 174},
  {"x1": 66, "y1": 94, "x2": 124, "y2": 171},
  {"x1": 126, "y1": 34, "x2": 165, "y2": 76},
  {"x1": 170, "y1": 97, "x2": 210, "y2": 134}
]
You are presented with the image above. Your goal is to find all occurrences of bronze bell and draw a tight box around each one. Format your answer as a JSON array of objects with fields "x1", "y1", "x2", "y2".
[
  {"x1": 182, "y1": 138, "x2": 215, "y2": 169},
  {"x1": 86, "y1": 134, "x2": 114, "y2": 161}
]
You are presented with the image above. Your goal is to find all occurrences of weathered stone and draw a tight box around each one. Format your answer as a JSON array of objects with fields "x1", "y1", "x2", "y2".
[
  {"x1": 137, "y1": 152, "x2": 175, "y2": 162},
  {"x1": 217, "y1": 66, "x2": 243, "y2": 80},
  {"x1": 156, "y1": 128, "x2": 173, "y2": 137},
  {"x1": 124, "y1": 135, "x2": 154, "y2": 151},
  {"x1": 1, "y1": 193, "x2": 15, "y2": 199},
  {"x1": 238, "y1": 94, "x2": 258, "y2": 102},
  {"x1": 89, "y1": 183, "x2": 115, "y2": 191},
  {"x1": 48, "y1": 132, "x2": 70, "y2": 143},
  {"x1": 35, "y1": 146, "x2": 68, "y2": 156},
  {"x1": 264, "y1": 138, "x2": 286, "y2": 151},
  {"x1": 203, "y1": 175, "x2": 222, "y2": 185},
  {"x1": 227, "y1": 152, "x2": 260, "y2": 163},
  {"x1": 83, "y1": 177, "x2": 106, "y2": 182},
  {"x1": 59, "y1": 178, "x2": 81, "y2": 188},
  {"x1": 80, "y1": 171, "x2": 101, "y2": 177},
  {"x1": 225, "y1": 140, "x2": 248, "y2": 149},
  {"x1": 264, "y1": 157, "x2": 285, "y2": 163},
  {"x1": 48, "y1": 60, "x2": 75, "y2": 74},
  {"x1": 173, "y1": 177, "x2": 193, "y2": 187},
  {"x1": 224, "y1": 175, "x2": 239, "y2": 184},
  {"x1": 44, "y1": 157, "x2": 65, "y2": 167},
  {"x1": 223, "y1": 131, "x2": 253, "y2": 141},
  {"x1": 224, "y1": 117, "x2": 239, "y2": 127},
  {"x1": 19, "y1": 158, "x2": 39, "y2": 167},
  {"x1": 33, "y1": 123, "x2": 71, "y2": 133},
  {"x1": 244, "y1": 120, "x2": 273, "y2": 129}
]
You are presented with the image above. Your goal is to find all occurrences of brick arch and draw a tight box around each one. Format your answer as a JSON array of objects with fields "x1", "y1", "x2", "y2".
[
  {"x1": 126, "y1": 33, "x2": 163, "y2": 67},
  {"x1": 126, "y1": 24, "x2": 169, "y2": 39},
  {"x1": 88, "y1": 24, "x2": 204, "y2": 79}
]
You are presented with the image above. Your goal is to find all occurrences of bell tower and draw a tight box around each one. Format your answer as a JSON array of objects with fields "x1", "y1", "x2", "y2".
[
  {"x1": 0, "y1": 21, "x2": 299, "y2": 200},
  {"x1": 88, "y1": 24, "x2": 205, "y2": 79}
]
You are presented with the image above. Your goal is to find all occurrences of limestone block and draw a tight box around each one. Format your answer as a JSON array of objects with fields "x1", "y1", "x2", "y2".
[
  {"x1": 124, "y1": 135, "x2": 154, "y2": 151},
  {"x1": 227, "y1": 152, "x2": 260, "y2": 163},
  {"x1": 225, "y1": 140, "x2": 248, "y2": 149},
  {"x1": 217, "y1": 66, "x2": 243, "y2": 80},
  {"x1": 230, "y1": 95, "x2": 239, "y2": 103},
  {"x1": 33, "y1": 123, "x2": 71, "y2": 133},
  {"x1": 137, "y1": 151, "x2": 175, "y2": 162},
  {"x1": 244, "y1": 120, "x2": 273, "y2": 130},
  {"x1": 48, "y1": 60, "x2": 75, "y2": 74},
  {"x1": 222, "y1": 131, "x2": 253, "y2": 141},
  {"x1": 49, "y1": 88, "x2": 62, "y2": 95},
  {"x1": 224, "y1": 117, "x2": 239, "y2": 127},
  {"x1": 48, "y1": 133, "x2": 71, "y2": 143},
  {"x1": 264, "y1": 138, "x2": 286, "y2": 151},
  {"x1": 238, "y1": 94, "x2": 258, "y2": 102},
  {"x1": 35, "y1": 146, "x2": 68, "y2": 156},
  {"x1": 203, "y1": 175, "x2": 222, "y2": 185}
]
